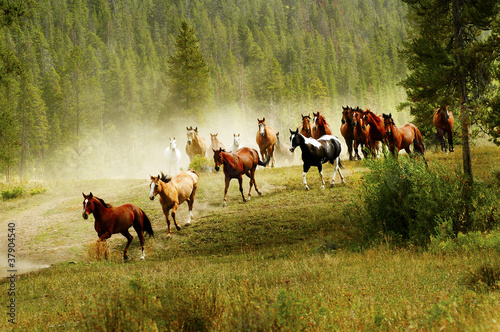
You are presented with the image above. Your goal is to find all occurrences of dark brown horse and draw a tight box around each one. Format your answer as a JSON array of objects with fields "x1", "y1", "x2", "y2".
[
  {"x1": 256, "y1": 118, "x2": 277, "y2": 167},
  {"x1": 433, "y1": 106, "x2": 454, "y2": 152},
  {"x1": 186, "y1": 127, "x2": 207, "y2": 162},
  {"x1": 149, "y1": 170, "x2": 199, "y2": 236},
  {"x1": 340, "y1": 106, "x2": 355, "y2": 160},
  {"x1": 312, "y1": 111, "x2": 332, "y2": 139},
  {"x1": 298, "y1": 114, "x2": 313, "y2": 138},
  {"x1": 351, "y1": 108, "x2": 369, "y2": 160},
  {"x1": 383, "y1": 113, "x2": 425, "y2": 158},
  {"x1": 361, "y1": 109, "x2": 387, "y2": 157},
  {"x1": 82, "y1": 193, "x2": 154, "y2": 261},
  {"x1": 213, "y1": 147, "x2": 270, "y2": 206}
]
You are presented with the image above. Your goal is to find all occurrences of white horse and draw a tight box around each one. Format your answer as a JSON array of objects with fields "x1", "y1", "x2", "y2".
[
  {"x1": 229, "y1": 133, "x2": 242, "y2": 152},
  {"x1": 164, "y1": 138, "x2": 182, "y2": 176}
]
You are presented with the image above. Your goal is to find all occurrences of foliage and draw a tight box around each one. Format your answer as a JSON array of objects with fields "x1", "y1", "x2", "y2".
[
  {"x1": 1, "y1": 185, "x2": 25, "y2": 200},
  {"x1": 346, "y1": 156, "x2": 500, "y2": 247},
  {"x1": 188, "y1": 154, "x2": 213, "y2": 173},
  {"x1": 463, "y1": 254, "x2": 500, "y2": 292}
]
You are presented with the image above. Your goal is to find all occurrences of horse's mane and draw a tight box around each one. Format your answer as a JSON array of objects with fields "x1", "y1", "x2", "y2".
[
  {"x1": 365, "y1": 109, "x2": 383, "y2": 124},
  {"x1": 160, "y1": 172, "x2": 172, "y2": 183},
  {"x1": 95, "y1": 196, "x2": 111, "y2": 208}
]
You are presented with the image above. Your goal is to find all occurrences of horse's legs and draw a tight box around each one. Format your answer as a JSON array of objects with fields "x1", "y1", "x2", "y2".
[
  {"x1": 303, "y1": 164, "x2": 311, "y2": 190},
  {"x1": 237, "y1": 175, "x2": 247, "y2": 202},
  {"x1": 121, "y1": 230, "x2": 133, "y2": 261},
  {"x1": 170, "y1": 203, "x2": 182, "y2": 231},
  {"x1": 186, "y1": 185, "x2": 197, "y2": 225},
  {"x1": 437, "y1": 129, "x2": 446, "y2": 152},
  {"x1": 133, "y1": 226, "x2": 146, "y2": 260},
  {"x1": 162, "y1": 207, "x2": 172, "y2": 236},
  {"x1": 223, "y1": 176, "x2": 231, "y2": 207},
  {"x1": 270, "y1": 145, "x2": 276, "y2": 168},
  {"x1": 332, "y1": 158, "x2": 345, "y2": 186},
  {"x1": 448, "y1": 131, "x2": 454, "y2": 152},
  {"x1": 353, "y1": 140, "x2": 362, "y2": 160},
  {"x1": 347, "y1": 139, "x2": 354, "y2": 161},
  {"x1": 248, "y1": 168, "x2": 262, "y2": 196}
]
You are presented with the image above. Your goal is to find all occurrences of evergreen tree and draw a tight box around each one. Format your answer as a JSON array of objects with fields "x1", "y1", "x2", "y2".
[{"x1": 166, "y1": 20, "x2": 210, "y2": 122}]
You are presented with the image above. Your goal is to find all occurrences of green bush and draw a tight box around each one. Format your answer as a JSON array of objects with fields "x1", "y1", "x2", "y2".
[
  {"x1": 1, "y1": 186, "x2": 26, "y2": 200},
  {"x1": 345, "y1": 156, "x2": 500, "y2": 247},
  {"x1": 189, "y1": 154, "x2": 213, "y2": 172}
]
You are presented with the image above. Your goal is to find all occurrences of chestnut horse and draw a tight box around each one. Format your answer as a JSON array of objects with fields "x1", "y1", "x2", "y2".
[
  {"x1": 383, "y1": 113, "x2": 426, "y2": 159},
  {"x1": 298, "y1": 114, "x2": 313, "y2": 138},
  {"x1": 82, "y1": 192, "x2": 154, "y2": 261},
  {"x1": 433, "y1": 106, "x2": 454, "y2": 152},
  {"x1": 149, "y1": 170, "x2": 199, "y2": 236},
  {"x1": 256, "y1": 118, "x2": 277, "y2": 167},
  {"x1": 340, "y1": 106, "x2": 355, "y2": 160},
  {"x1": 213, "y1": 147, "x2": 270, "y2": 206},
  {"x1": 186, "y1": 127, "x2": 207, "y2": 162},
  {"x1": 351, "y1": 108, "x2": 370, "y2": 160},
  {"x1": 361, "y1": 109, "x2": 387, "y2": 157},
  {"x1": 312, "y1": 111, "x2": 332, "y2": 139},
  {"x1": 210, "y1": 133, "x2": 225, "y2": 151}
]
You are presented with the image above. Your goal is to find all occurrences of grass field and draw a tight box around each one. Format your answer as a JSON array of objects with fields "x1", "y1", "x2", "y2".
[{"x1": 1, "y1": 146, "x2": 500, "y2": 331}]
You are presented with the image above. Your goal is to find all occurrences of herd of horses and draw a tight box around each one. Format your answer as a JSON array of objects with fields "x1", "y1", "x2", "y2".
[{"x1": 82, "y1": 105, "x2": 454, "y2": 260}]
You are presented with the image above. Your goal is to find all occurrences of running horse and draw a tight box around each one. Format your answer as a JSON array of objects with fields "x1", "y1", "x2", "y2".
[
  {"x1": 383, "y1": 113, "x2": 426, "y2": 159},
  {"x1": 351, "y1": 108, "x2": 370, "y2": 160},
  {"x1": 433, "y1": 106, "x2": 454, "y2": 152},
  {"x1": 82, "y1": 193, "x2": 154, "y2": 261},
  {"x1": 213, "y1": 147, "x2": 270, "y2": 206},
  {"x1": 298, "y1": 114, "x2": 313, "y2": 138},
  {"x1": 185, "y1": 127, "x2": 207, "y2": 162},
  {"x1": 149, "y1": 170, "x2": 199, "y2": 236},
  {"x1": 360, "y1": 109, "x2": 387, "y2": 157},
  {"x1": 256, "y1": 118, "x2": 277, "y2": 167},
  {"x1": 340, "y1": 106, "x2": 355, "y2": 160},
  {"x1": 312, "y1": 111, "x2": 332, "y2": 139},
  {"x1": 164, "y1": 137, "x2": 182, "y2": 176},
  {"x1": 289, "y1": 129, "x2": 345, "y2": 190}
]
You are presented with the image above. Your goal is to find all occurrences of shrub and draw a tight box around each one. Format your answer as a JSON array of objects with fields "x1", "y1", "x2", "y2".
[
  {"x1": 189, "y1": 155, "x2": 213, "y2": 172},
  {"x1": 463, "y1": 254, "x2": 500, "y2": 292},
  {"x1": 1, "y1": 186, "x2": 26, "y2": 200}
]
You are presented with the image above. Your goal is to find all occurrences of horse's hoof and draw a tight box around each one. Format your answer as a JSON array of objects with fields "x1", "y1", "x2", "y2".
[
  {"x1": 222, "y1": 202, "x2": 227, "y2": 207},
  {"x1": 321, "y1": 185, "x2": 325, "y2": 190},
  {"x1": 184, "y1": 222, "x2": 191, "y2": 227},
  {"x1": 305, "y1": 186, "x2": 310, "y2": 191},
  {"x1": 175, "y1": 226, "x2": 181, "y2": 231},
  {"x1": 140, "y1": 256, "x2": 145, "y2": 261},
  {"x1": 257, "y1": 192, "x2": 262, "y2": 196}
]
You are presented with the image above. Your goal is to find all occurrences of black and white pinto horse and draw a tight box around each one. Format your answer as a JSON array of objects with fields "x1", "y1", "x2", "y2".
[{"x1": 289, "y1": 129, "x2": 345, "y2": 190}]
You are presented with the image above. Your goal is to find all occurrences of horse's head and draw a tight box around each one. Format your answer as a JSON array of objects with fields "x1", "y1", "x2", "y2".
[
  {"x1": 289, "y1": 128, "x2": 301, "y2": 152},
  {"x1": 210, "y1": 133, "x2": 219, "y2": 146},
  {"x1": 341, "y1": 106, "x2": 352, "y2": 125},
  {"x1": 258, "y1": 118, "x2": 266, "y2": 136},
  {"x1": 149, "y1": 175, "x2": 162, "y2": 200},
  {"x1": 82, "y1": 192, "x2": 94, "y2": 219},
  {"x1": 169, "y1": 137, "x2": 177, "y2": 150},
  {"x1": 233, "y1": 133, "x2": 240, "y2": 146},
  {"x1": 312, "y1": 111, "x2": 324, "y2": 130},
  {"x1": 213, "y1": 148, "x2": 225, "y2": 172},
  {"x1": 439, "y1": 106, "x2": 450, "y2": 121},
  {"x1": 382, "y1": 113, "x2": 395, "y2": 136},
  {"x1": 301, "y1": 114, "x2": 311, "y2": 132},
  {"x1": 186, "y1": 127, "x2": 195, "y2": 145}
]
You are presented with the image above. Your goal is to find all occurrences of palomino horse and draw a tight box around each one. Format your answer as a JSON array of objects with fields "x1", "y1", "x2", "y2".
[
  {"x1": 256, "y1": 118, "x2": 277, "y2": 167},
  {"x1": 275, "y1": 132, "x2": 295, "y2": 165},
  {"x1": 360, "y1": 109, "x2": 387, "y2": 157},
  {"x1": 82, "y1": 192, "x2": 154, "y2": 261},
  {"x1": 164, "y1": 137, "x2": 182, "y2": 176},
  {"x1": 149, "y1": 170, "x2": 199, "y2": 236},
  {"x1": 383, "y1": 113, "x2": 426, "y2": 159},
  {"x1": 213, "y1": 147, "x2": 270, "y2": 206},
  {"x1": 289, "y1": 129, "x2": 345, "y2": 190},
  {"x1": 229, "y1": 133, "x2": 241, "y2": 152},
  {"x1": 210, "y1": 133, "x2": 225, "y2": 151},
  {"x1": 186, "y1": 127, "x2": 207, "y2": 162},
  {"x1": 351, "y1": 108, "x2": 370, "y2": 160},
  {"x1": 312, "y1": 111, "x2": 332, "y2": 139},
  {"x1": 340, "y1": 106, "x2": 355, "y2": 160},
  {"x1": 433, "y1": 106, "x2": 454, "y2": 152},
  {"x1": 298, "y1": 114, "x2": 313, "y2": 138}
]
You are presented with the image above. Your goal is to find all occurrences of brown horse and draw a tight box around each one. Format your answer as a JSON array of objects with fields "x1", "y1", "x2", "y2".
[
  {"x1": 433, "y1": 106, "x2": 454, "y2": 152},
  {"x1": 298, "y1": 114, "x2": 313, "y2": 138},
  {"x1": 186, "y1": 127, "x2": 207, "y2": 162},
  {"x1": 149, "y1": 170, "x2": 199, "y2": 236},
  {"x1": 312, "y1": 111, "x2": 332, "y2": 139},
  {"x1": 256, "y1": 118, "x2": 277, "y2": 167},
  {"x1": 383, "y1": 113, "x2": 425, "y2": 158},
  {"x1": 351, "y1": 108, "x2": 370, "y2": 160},
  {"x1": 213, "y1": 147, "x2": 270, "y2": 206},
  {"x1": 210, "y1": 133, "x2": 225, "y2": 151},
  {"x1": 82, "y1": 192, "x2": 154, "y2": 261},
  {"x1": 340, "y1": 106, "x2": 355, "y2": 160},
  {"x1": 361, "y1": 109, "x2": 387, "y2": 157}
]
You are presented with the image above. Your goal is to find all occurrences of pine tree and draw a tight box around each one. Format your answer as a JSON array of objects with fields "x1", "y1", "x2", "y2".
[{"x1": 166, "y1": 20, "x2": 210, "y2": 122}]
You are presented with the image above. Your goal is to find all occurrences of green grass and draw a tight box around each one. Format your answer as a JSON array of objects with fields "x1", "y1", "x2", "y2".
[{"x1": 1, "y1": 147, "x2": 499, "y2": 331}]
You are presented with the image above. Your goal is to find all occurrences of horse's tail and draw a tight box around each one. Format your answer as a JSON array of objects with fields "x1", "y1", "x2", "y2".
[
  {"x1": 258, "y1": 154, "x2": 272, "y2": 167},
  {"x1": 337, "y1": 157, "x2": 344, "y2": 169},
  {"x1": 413, "y1": 126, "x2": 425, "y2": 154},
  {"x1": 141, "y1": 210, "x2": 154, "y2": 237}
]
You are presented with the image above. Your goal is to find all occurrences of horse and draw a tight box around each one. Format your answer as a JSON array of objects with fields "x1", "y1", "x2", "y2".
[
  {"x1": 289, "y1": 129, "x2": 345, "y2": 190},
  {"x1": 256, "y1": 118, "x2": 277, "y2": 167},
  {"x1": 82, "y1": 192, "x2": 154, "y2": 261},
  {"x1": 164, "y1": 137, "x2": 182, "y2": 176},
  {"x1": 382, "y1": 113, "x2": 426, "y2": 159},
  {"x1": 433, "y1": 105, "x2": 454, "y2": 152},
  {"x1": 210, "y1": 133, "x2": 225, "y2": 151},
  {"x1": 360, "y1": 109, "x2": 387, "y2": 157},
  {"x1": 340, "y1": 106, "x2": 355, "y2": 160},
  {"x1": 185, "y1": 127, "x2": 207, "y2": 162},
  {"x1": 351, "y1": 108, "x2": 370, "y2": 160},
  {"x1": 149, "y1": 170, "x2": 199, "y2": 236},
  {"x1": 229, "y1": 133, "x2": 242, "y2": 152},
  {"x1": 275, "y1": 132, "x2": 295, "y2": 165},
  {"x1": 213, "y1": 147, "x2": 270, "y2": 206},
  {"x1": 312, "y1": 111, "x2": 332, "y2": 139},
  {"x1": 298, "y1": 114, "x2": 313, "y2": 138}
]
